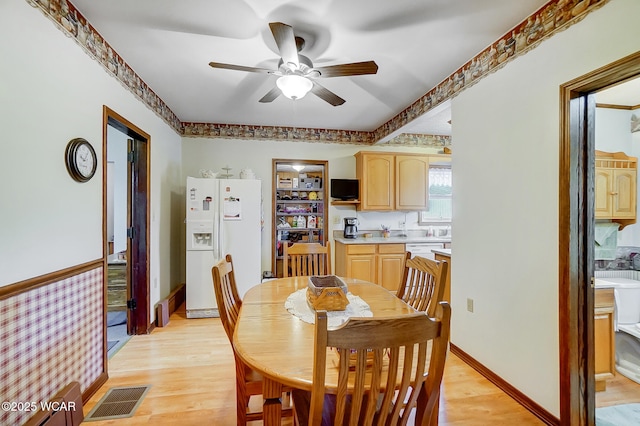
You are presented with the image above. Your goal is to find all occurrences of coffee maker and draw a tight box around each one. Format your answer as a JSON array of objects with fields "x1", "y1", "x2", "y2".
[{"x1": 343, "y1": 217, "x2": 358, "y2": 239}]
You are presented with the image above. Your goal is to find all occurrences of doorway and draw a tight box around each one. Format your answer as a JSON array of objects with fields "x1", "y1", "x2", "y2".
[
  {"x1": 103, "y1": 106, "x2": 151, "y2": 343},
  {"x1": 560, "y1": 51, "x2": 640, "y2": 424}
]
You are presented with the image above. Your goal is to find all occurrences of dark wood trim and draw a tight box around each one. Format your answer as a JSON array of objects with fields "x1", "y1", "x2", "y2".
[
  {"x1": 450, "y1": 344, "x2": 559, "y2": 425},
  {"x1": 167, "y1": 283, "x2": 186, "y2": 316},
  {"x1": 559, "y1": 51, "x2": 640, "y2": 425},
  {"x1": 0, "y1": 260, "x2": 103, "y2": 301},
  {"x1": 156, "y1": 284, "x2": 185, "y2": 327},
  {"x1": 146, "y1": 321, "x2": 156, "y2": 334},
  {"x1": 82, "y1": 372, "x2": 108, "y2": 405},
  {"x1": 103, "y1": 106, "x2": 152, "y2": 336}
]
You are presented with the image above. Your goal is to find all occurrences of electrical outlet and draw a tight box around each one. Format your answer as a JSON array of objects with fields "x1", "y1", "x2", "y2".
[
  {"x1": 467, "y1": 298, "x2": 474, "y2": 313},
  {"x1": 332, "y1": 216, "x2": 341, "y2": 225},
  {"x1": 398, "y1": 220, "x2": 405, "y2": 228}
]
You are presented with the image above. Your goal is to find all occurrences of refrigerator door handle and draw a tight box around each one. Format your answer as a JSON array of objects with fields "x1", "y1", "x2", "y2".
[{"x1": 214, "y1": 210, "x2": 222, "y2": 259}]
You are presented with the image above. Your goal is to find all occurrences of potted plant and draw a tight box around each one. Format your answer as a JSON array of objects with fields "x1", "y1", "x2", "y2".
[{"x1": 381, "y1": 225, "x2": 391, "y2": 238}]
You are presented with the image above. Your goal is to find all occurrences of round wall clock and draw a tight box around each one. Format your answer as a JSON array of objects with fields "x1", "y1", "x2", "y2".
[{"x1": 65, "y1": 138, "x2": 97, "y2": 182}]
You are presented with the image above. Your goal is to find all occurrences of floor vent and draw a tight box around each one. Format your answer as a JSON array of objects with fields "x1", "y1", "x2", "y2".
[{"x1": 84, "y1": 385, "x2": 151, "y2": 421}]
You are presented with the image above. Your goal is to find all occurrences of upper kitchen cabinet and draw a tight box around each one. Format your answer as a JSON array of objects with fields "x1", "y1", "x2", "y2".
[
  {"x1": 395, "y1": 155, "x2": 430, "y2": 210},
  {"x1": 355, "y1": 151, "x2": 449, "y2": 211},
  {"x1": 272, "y1": 159, "x2": 328, "y2": 277},
  {"x1": 355, "y1": 152, "x2": 395, "y2": 211},
  {"x1": 595, "y1": 150, "x2": 637, "y2": 228}
]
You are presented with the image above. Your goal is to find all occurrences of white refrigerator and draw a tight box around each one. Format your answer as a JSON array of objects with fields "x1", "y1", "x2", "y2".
[{"x1": 185, "y1": 177, "x2": 262, "y2": 318}]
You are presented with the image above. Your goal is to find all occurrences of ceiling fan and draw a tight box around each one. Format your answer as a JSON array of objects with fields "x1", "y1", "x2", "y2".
[{"x1": 209, "y1": 22, "x2": 378, "y2": 106}]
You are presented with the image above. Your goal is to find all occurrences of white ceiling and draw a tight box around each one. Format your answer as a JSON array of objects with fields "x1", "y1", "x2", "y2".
[
  {"x1": 70, "y1": 0, "x2": 550, "y2": 135},
  {"x1": 596, "y1": 76, "x2": 640, "y2": 107}
]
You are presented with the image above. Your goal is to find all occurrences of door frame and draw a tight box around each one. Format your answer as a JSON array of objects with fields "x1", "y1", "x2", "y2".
[
  {"x1": 103, "y1": 106, "x2": 151, "y2": 335},
  {"x1": 559, "y1": 51, "x2": 640, "y2": 424}
]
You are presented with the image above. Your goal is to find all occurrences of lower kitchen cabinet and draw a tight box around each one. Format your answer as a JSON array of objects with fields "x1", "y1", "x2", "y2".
[
  {"x1": 594, "y1": 287, "x2": 615, "y2": 391},
  {"x1": 335, "y1": 242, "x2": 405, "y2": 292}
]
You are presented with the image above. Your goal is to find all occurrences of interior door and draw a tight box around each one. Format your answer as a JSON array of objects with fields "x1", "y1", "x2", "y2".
[{"x1": 127, "y1": 137, "x2": 149, "y2": 335}]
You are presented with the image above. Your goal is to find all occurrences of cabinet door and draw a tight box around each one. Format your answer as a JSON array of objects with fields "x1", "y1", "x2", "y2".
[
  {"x1": 594, "y1": 288, "x2": 615, "y2": 391},
  {"x1": 613, "y1": 169, "x2": 636, "y2": 218},
  {"x1": 594, "y1": 168, "x2": 612, "y2": 218},
  {"x1": 378, "y1": 253, "x2": 406, "y2": 292},
  {"x1": 346, "y1": 255, "x2": 376, "y2": 282},
  {"x1": 594, "y1": 312, "x2": 614, "y2": 376},
  {"x1": 357, "y1": 153, "x2": 394, "y2": 211},
  {"x1": 395, "y1": 155, "x2": 429, "y2": 210}
]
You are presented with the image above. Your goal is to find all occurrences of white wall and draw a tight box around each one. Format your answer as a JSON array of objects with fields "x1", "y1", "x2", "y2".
[
  {"x1": 451, "y1": 0, "x2": 640, "y2": 416},
  {"x1": 181, "y1": 138, "x2": 439, "y2": 273},
  {"x1": 0, "y1": 1, "x2": 183, "y2": 321}
]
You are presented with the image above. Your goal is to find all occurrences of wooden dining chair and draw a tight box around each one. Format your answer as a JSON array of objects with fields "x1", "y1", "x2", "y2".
[
  {"x1": 397, "y1": 253, "x2": 449, "y2": 317},
  {"x1": 283, "y1": 241, "x2": 331, "y2": 277},
  {"x1": 295, "y1": 302, "x2": 451, "y2": 426},
  {"x1": 211, "y1": 254, "x2": 293, "y2": 425}
]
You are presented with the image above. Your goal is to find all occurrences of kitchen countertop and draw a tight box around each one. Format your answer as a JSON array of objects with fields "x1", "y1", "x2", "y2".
[
  {"x1": 334, "y1": 235, "x2": 451, "y2": 245},
  {"x1": 431, "y1": 248, "x2": 451, "y2": 257}
]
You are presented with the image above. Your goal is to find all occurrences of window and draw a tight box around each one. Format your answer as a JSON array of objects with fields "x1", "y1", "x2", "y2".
[{"x1": 419, "y1": 165, "x2": 452, "y2": 224}]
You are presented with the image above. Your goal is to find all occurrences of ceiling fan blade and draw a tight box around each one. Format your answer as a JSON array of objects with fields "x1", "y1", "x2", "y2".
[
  {"x1": 311, "y1": 82, "x2": 345, "y2": 106},
  {"x1": 314, "y1": 61, "x2": 378, "y2": 78},
  {"x1": 258, "y1": 86, "x2": 281, "y2": 103},
  {"x1": 209, "y1": 62, "x2": 273, "y2": 74},
  {"x1": 269, "y1": 22, "x2": 299, "y2": 69}
]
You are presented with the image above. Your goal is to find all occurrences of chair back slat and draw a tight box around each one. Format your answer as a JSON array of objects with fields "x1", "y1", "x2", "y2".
[
  {"x1": 212, "y1": 254, "x2": 295, "y2": 424},
  {"x1": 283, "y1": 242, "x2": 331, "y2": 277},
  {"x1": 308, "y1": 304, "x2": 451, "y2": 426},
  {"x1": 398, "y1": 254, "x2": 448, "y2": 317},
  {"x1": 211, "y1": 254, "x2": 242, "y2": 343}
]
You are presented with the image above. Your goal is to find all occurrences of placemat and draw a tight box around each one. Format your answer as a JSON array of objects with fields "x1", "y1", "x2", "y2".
[{"x1": 284, "y1": 288, "x2": 373, "y2": 327}]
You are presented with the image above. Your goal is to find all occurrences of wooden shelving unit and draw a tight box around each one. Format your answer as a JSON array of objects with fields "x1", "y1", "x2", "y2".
[{"x1": 272, "y1": 159, "x2": 328, "y2": 277}]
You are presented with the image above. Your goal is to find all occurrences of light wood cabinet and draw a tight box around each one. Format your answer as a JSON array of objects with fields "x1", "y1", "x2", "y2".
[
  {"x1": 355, "y1": 151, "x2": 431, "y2": 211},
  {"x1": 396, "y1": 155, "x2": 429, "y2": 210},
  {"x1": 335, "y1": 242, "x2": 405, "y2": 291},
  {"x1": 355, "y1": 152, "x2": 395, "y2": 211},
  {"x1": 595, "y1": 151, "x2": 637, "y2": 228},
  {"x1": 340, "y1": 245, "x2": 377, "y2": 283},
  {"x1": 594, "y1": 287, "x2": 615, "y2": 392},
  {"x1": 433, "y1": 252, "x2": 451, "y2": 303}
]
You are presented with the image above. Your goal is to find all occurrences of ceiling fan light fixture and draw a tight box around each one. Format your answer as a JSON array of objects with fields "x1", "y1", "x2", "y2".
[{"x1": 276, "y1": 75, "x2": 313, "y2": 100}]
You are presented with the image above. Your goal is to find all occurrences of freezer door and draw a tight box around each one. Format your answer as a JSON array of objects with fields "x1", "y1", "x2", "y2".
[
  {"x1": 186, "y1": 220, "x2": 214, "y2": 251},
  {"x1": 186, "y1": 250, "x2": 218, "y2": 317},
  {"x1": 186, "y1": 177, "x2": 216, "y2": 221}
]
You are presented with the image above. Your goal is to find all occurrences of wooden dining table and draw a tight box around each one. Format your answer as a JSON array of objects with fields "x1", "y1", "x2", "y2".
[{"x1": 233, "y1": 276, "x2": 418, "y2": 426}]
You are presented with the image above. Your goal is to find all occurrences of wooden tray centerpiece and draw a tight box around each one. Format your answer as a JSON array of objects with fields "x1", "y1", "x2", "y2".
[{"x1": 307, "y1": 275, "x2": 349, "y2": 311}]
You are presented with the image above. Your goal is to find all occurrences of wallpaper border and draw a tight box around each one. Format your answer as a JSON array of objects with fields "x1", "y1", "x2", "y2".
[{"x1": 27, "y1": 0, "x2": 609, "y2": 145}]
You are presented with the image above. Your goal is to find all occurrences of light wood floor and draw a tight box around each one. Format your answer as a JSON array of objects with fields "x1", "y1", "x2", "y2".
[
  {"x1": 83, "y1": 304, "x2": 546, "y2": 425},
  {"x1": 596, "y1": 367, "x2": 640, "y2": 408}
]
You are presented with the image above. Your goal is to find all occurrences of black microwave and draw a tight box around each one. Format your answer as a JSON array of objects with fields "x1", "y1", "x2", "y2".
[{"x1": 330, "y1": 179, "x2": 359, "y2": 200}]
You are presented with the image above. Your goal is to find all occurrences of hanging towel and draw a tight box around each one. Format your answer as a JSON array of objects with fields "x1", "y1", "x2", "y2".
[{"x1": 594, "y1": 222, "x2": 619, "y2": 260}]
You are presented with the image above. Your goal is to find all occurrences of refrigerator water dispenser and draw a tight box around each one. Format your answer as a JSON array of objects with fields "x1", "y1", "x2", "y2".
[{"x1": 187, "y1": 221, "x2": 214, "y2": 250}]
